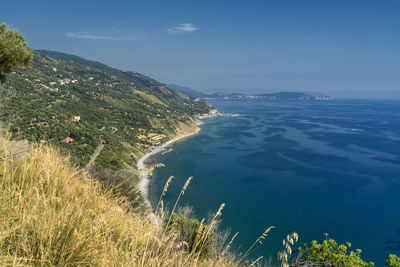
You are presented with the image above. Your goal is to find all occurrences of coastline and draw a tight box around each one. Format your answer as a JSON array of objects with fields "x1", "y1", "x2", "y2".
[
  {"x1": 136, "y1": 123, "x2": 201, "y2": 211},
  {"x1": 136, "y1": 111, "x2": 237, "y2": 216}
]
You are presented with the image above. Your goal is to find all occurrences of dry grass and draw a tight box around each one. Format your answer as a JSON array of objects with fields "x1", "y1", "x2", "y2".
[
  {"x1": 0, "y1": 135, "x2": 271, "y2": 266},
  {"x1": 278, "y1": 232, "x2": 299, "y2": 267}
]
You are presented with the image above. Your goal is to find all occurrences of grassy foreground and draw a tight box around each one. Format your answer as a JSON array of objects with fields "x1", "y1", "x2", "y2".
[{"x1": 0, "y1": 135, "x2": 243, "y2": 266}]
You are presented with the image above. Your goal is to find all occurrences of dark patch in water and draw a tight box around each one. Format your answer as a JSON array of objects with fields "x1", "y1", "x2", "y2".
[{"x1": 240, "y1": 175, "x2": 265, "y2": 184}]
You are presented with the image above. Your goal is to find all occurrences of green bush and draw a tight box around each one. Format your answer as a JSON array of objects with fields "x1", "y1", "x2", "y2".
[
  {"x1": 297, "y1": 234, "x2": 374, "y2": 266},
  {"x1": 386, "y1": 254, "x2": 400, "y2": 267}
]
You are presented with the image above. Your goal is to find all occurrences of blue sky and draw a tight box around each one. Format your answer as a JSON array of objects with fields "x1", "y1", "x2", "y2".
[{"x1": 2, "y1": 0, "x2": 399, "y2": 98}]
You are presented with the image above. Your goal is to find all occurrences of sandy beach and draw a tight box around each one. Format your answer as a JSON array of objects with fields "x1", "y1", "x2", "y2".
[{"x1": 136, "y1": 125, "x2": 201, "y2": 210}]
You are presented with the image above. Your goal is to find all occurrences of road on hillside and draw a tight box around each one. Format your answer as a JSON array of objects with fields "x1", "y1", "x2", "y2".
[{"x1": 84, "y1": 140, "x2": 105, "y2": 171}]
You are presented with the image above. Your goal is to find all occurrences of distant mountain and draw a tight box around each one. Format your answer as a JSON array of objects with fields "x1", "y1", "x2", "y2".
[
  {"x1": 207, "y1": 92, "x2": 249, "y2": 99},
  {"x1": 167, "y1": 84, "x2": 209, "y2": 98},
  {"x1": 170, "y1": 84, "x2": 332, "y2": 101},
  {"x1": 256, "y1": 92, "x2": 332, "y2": 100}
]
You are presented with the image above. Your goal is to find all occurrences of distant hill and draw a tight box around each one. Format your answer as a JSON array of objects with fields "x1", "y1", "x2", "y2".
[
  {"x1": 168, "y1": 84, "x2": 209, "y2": 98},
  {"x1": 1, "y1": 50, "x2": 212, "y2": 170},
  {"x1": 170, "y1": 84, "x2": 332, "y2": 101},
  {"x1": 207, "y1": 92, "x2": 249, "y2": 99},
  {"x1": 256, "y1": 92, "x2": 332, "y2": 100}
]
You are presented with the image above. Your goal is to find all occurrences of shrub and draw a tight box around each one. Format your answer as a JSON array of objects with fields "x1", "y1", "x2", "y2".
[
  {"x1": 386, "y1": 254, "x2": 400, "y2": 267},
  {"x1": 296, "y1": 234, "x2": 374, "y2": 266}
]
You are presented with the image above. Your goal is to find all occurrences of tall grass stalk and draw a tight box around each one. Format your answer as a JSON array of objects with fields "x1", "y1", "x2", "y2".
[
  {"x1": 238, "y1": 226, "x2": 275, "y2": 264},
  {"x1": 155, "y1": 175, "x2": 174, "y2": 216},
  {"x1": 165, "y1": 176, "x2": 193, "y2": 228}
]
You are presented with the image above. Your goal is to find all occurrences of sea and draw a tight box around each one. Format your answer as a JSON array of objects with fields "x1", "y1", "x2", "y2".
[{"x1": 149, "y1": 99, "x2": 400, "y2": 266}]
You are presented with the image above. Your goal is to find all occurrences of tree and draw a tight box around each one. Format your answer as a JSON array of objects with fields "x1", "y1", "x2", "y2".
[{"x1": 0, "y1": 23, "x2": 33, "y2": 85}]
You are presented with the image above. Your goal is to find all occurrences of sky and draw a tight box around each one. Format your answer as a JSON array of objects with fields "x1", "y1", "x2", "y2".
[{"x1": 2, "y1": 0, "x2": 400, "y2": 99}]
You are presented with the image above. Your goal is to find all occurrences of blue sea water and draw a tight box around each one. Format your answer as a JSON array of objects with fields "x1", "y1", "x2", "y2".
[{"x1": 149, "y1": 99, "x2": 400, "y2": 266}]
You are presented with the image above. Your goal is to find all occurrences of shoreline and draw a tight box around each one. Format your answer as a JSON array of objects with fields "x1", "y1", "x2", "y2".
[
  {"x1": 136, "y1": 123, "x2": 201, "y2": 212},
  {"x1": 136, "y1": 111, "x2": 236, "y2": 216}
]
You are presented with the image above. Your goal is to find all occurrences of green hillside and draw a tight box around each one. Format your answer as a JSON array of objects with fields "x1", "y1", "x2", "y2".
[{"x1": 0, "y1": 50, "x2": 211, "y2": 170}]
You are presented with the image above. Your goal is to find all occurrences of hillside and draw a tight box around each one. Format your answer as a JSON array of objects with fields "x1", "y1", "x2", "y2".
[{"x1": 1, "y1": 50, "x2": 212, "y2": 170}]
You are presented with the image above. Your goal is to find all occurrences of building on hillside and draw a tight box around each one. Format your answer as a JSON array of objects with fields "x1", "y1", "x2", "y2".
[
  {"x1": 137, "y1": 134, "x2": 146, "y2": 140},
  {"x1": 72, "y1": 116, "x2": 81, "y2": 122},
  {"x1": 151, "y1": 134, "x2": 165, "y2": 141},
  {"x1": 63, "y1": 137, "x2": 74, "y2": 143}
]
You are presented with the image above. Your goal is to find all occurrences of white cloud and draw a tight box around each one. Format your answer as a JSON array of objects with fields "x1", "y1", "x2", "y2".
[
  {"x1": 66, "y1": 30, "x2": 144, "y2": 40},
  {"x1": 66, "y1": 32, "x2": 116, "y2": 40},
  {"x1": 167, "y1": 23, "x2": 199, "y2": 34}
]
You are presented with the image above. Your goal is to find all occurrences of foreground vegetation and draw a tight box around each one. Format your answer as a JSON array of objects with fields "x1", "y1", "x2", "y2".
[{"x1": 0, "y1": 135, "x2": 243, "y2": 266}]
